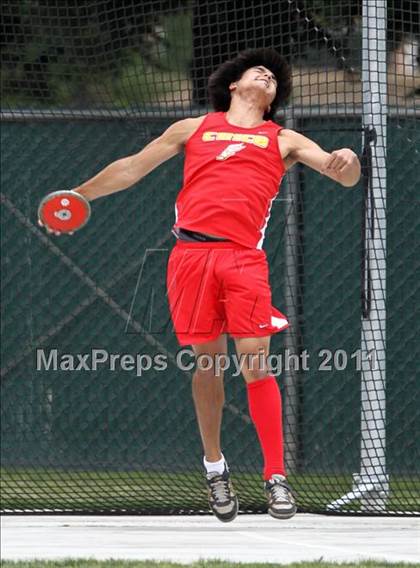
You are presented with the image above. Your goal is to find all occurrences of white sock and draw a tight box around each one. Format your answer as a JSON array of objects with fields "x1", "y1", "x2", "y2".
[{"x1": 203, "y1": 453, "x2": 227, "y2": 475}]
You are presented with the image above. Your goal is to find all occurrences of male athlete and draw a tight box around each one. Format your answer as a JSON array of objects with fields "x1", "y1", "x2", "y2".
[{"x1": 40, "y1": 49, "x2": 360, "y2": 522}]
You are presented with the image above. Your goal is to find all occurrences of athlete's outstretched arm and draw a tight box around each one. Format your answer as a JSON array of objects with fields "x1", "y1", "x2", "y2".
[
  {"x1": 71, "y1": 117, "x2": 203, "y2": 202},
  {"x1": 280, "y1": 129, "x2": 361, "y2": 187}
]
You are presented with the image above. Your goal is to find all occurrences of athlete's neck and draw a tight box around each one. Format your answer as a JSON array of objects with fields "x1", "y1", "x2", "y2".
[{"x1": 225, "y1": 100, "x2": 266, "y2": 128}]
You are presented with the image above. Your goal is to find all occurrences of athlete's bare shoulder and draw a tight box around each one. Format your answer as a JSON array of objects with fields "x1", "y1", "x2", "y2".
[
  {"x1": 277, "y1": 128, "x2": 298, "y2": 144},
  {"x1": 182, "y1": 115, "x2": 207, "y2": 129},
  {"x1": 164, "y1": 115, "x2": 207, "y2": 146},
  {"x1": 277, "y1": 128, "x2": 298, "y2": 168}
]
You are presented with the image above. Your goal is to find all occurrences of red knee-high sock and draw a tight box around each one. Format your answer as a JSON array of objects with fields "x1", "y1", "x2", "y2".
[{"x1": 247, "y1": 375, "x2": 286, "y2": 480}]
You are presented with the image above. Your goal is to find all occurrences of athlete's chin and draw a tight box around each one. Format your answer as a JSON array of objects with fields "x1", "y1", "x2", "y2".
[
  {"x1": 248, "y1": 87, "x2": 273, "y2": 104},
  {"x1": 254, "y1": 85, "x2": 275, "y2": 102}
]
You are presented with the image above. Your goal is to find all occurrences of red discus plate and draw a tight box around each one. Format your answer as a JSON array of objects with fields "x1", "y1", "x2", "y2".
[{"x1": 38, "y1": 190, "x2": 91, "y2": 233}]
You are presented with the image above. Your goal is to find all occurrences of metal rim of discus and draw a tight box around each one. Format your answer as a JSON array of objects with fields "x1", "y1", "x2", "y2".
[{"x1": 38, "y1": 190, "x2": 91, "y2": 233}]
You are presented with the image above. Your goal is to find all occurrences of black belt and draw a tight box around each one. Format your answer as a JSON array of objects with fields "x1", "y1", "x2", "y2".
[{"x1": 172, "y1": 227, "x2": 229, "y2": 242}]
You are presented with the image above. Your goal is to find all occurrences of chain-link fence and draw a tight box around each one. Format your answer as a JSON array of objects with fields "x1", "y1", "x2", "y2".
[{"x1": 1, "y1": 0, "x2": 419, "y2": 515}]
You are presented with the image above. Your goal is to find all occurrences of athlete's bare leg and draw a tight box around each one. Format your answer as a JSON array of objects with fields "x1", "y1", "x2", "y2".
[
  {"x1": 191, "y1": 334, "x2": 228, "y2": 462},
  {"x1": 233, "y1": 335, "x2": 271, "y2": 383}
]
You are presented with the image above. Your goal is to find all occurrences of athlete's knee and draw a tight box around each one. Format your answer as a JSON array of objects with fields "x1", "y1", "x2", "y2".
[
  {"x1": 193, "y1": 365, "x2": 222, "y2": 381},
  {"x1": 242, "y1": 367, "x2": 270, "y2": 383},
  {"x1": 233, "y1": 337, "x2": 270, "y2": 378},
  {"x1": 194, "y1": 351, "x2": 229, "y2": 379}
]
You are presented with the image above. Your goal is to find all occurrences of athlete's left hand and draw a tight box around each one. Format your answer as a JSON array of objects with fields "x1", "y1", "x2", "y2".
[{"x1": 321, "y1": 148, "x2": 358, "y2": 174}]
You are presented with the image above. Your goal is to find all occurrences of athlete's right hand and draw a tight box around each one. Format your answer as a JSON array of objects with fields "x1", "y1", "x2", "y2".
[{"x1": 37, "y1": 218, "x2": 73, "y2": 237}]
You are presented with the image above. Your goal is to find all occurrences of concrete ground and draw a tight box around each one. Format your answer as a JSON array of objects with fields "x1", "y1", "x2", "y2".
[{"x1": 2, "y1": 514, "x2": 419, "y2": 565}]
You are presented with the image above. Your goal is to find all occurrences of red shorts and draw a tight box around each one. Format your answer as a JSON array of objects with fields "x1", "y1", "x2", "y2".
[{"x1": 166, "y1": 240, "x2": 289, "y2": 346}]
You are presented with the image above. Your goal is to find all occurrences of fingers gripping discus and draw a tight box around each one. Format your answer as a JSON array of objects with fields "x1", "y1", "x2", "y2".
[{"x1": 38, "y1": 191, "x2": 91, "y2": 233}]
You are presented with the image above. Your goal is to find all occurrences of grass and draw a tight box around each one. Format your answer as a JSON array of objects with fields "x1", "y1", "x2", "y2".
[
  {"x1": 2, "y1": 560, "x2": 419, "y2": 568},
  {"x1": 1, "y1": 467, "x2": 419, "y2": 514}
]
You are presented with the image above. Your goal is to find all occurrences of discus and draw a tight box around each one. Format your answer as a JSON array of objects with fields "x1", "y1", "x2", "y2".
[{"x1": 38, "y1": 190, "x2": 91, "y2": 233}]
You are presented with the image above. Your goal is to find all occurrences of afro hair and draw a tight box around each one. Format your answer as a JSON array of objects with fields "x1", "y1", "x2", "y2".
[{"x1": 208, "y1": 48, "x2": 292, "y2": 121}]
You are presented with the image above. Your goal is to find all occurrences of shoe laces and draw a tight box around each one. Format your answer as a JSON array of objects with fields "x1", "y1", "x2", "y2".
[
  {"x1": 269, "y1": 479, "x2": 291, "y2": 502},
  {"x1": 208, "y1": 474, "x2": 230, "y2": 503}
]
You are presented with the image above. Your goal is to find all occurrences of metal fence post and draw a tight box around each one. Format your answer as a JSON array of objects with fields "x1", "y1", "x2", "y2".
[{"x1": 327, "y1": 0, "x2": 389, "y2": 512}]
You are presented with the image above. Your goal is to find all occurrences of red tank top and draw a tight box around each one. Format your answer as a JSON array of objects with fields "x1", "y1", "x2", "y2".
[{"x1": 173, "y1": 112, "x2": 286, "y2": 249}]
